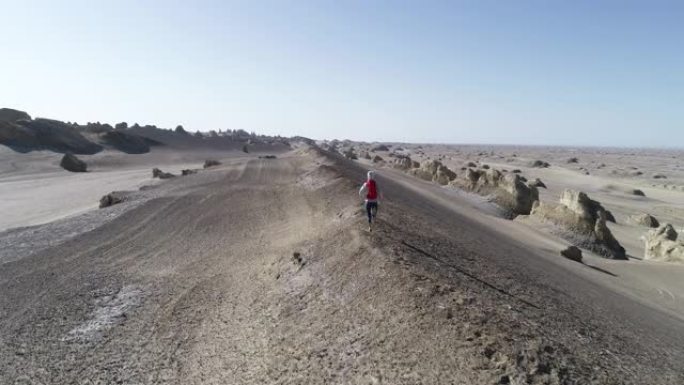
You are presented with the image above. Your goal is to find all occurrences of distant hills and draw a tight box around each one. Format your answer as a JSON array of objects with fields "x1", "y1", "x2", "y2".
[{"x1": 0, "y1": 108, "x2": 291, "y2": 154}]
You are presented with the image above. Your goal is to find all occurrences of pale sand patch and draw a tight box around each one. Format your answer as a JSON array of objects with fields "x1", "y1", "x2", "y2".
[
  {"x1": 63, "y1": 285, "x2": 143, "y2": 341},
  {"x1": 0, "y1": 147, "x2": 209, "y2": 231}
]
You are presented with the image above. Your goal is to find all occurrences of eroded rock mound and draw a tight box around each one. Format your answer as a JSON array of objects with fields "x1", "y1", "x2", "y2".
[
  {"x1": 342, "y1": 148, "x2": 358, "y2": 160},
  {"x1": 60, "y1": 153, "x2": 87, "y2": 172},
  {"x1": 561, "y1": 246, "x2": 583, "y2": 262},
  {"x1": 631, "y1": 213, "x2": 659, "y2": 228},
  {"x1": 409, "y1": 160, "x2": 457, "y2": 185},
  {"x1": 152, "y1": 168, "x2": 175, "y2": 179},
  {"x1": 0, "y1": 108, "x2": 31, "y2": 122},
  {"x1": 530, "y1": 178, "x2": 547, "y2": 189},
  {"x1": 643, "y1": 224, "x2": 684, "y2": 263},
  {"x1": 531, "y1": 160, "x2": 550, "y2": 168},
  {"x1": 530, "y1": 190, "x2": 626, "y2": 259},
  {"x1": 203, "y1": 160, "x2": 221, "y2": 168},
  {"x1": 371, "y1": 144, "x2": 389, "y2": 151},
  {"x1": 101, "y1": 131, "x2": 151, "y2": 154},
  {"x1": 1, "y1": 118, "x2": 103, "y2": 154},
  {"x1": 455, "y1": 168, "x2": 539, "y2": 216},
  {"x1": 99, "y1": 191, "x2": 126, "y2": 208},
  {"x1": 392, "y1": 155, "x2": 419, "y2": 171},
  {"x1": 372, "y1": 155, "x2": 384, "y2": 163},
  {"x1": 181, "y1": 169, "x2": 198, "y2": 176}
]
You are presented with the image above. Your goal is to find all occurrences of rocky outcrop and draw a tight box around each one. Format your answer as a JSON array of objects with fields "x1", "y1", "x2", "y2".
[
  {"x1": 60, "y1": 153, "x2": 87, "y2": 172},
  {"x1": 152, "y1": 168, "x2": 175, "y2": 179},
  {"x1": 560, "y1": 246, "x2": 583, "y2": 263},
  {"x1": 372, "y1": 155, "x2": 384, "y2": 163},
  {"x1": 392, "y1": 155, "x2": 419, "y2": 171},
  {"x1": 567, "y1": 157, "x2": 579, "y2": 164},
  {"x1": 643, "y1": 224, "x2": 684, "y2": 263},
  {"x1": 181, "y1": 169, "x2": 198, "y2": 176},
  {"x1": 100, "y1": 131, "x2": 151, "y2": 154},
  {"x1": 409, "y1": 160, "x2": 457, "y2": 185},
  {"x1": 371, "y1": 144, "x2": 389, "y2": 151},
  {"x1": 530, "y1": 190, "x2": 626, "y2": 259},
  {"x1": 558, "y1": 190, "x2": 615, "y2": 223},
  {"x1": 531, "y1": 160, "x2": 550, "y2": 168},
  {"x1": 342, "y1": 148, "x2": 358, "y2": 160},
  {"x1": 1, "y1": 118, "x2": 103, "y2": 154},
  {"x1": 631, "y1": 189, "x2": 645, "y2": 196},
  {"x1": 530, "y1": 178, "x2": 547, "y2": 189},
  {"x1": 203, "y1": 160, "x2": 221, "y2": 168},
  {"x1": 631, "y1": 213, "x2": 659, "y2": 228},
  {"x1": 455, "y1": 168, "x2": 539, "y2": 216},
  {"x1": 99, "y1": 191, "x2": 126, "y2": 208},
  {"x1": 0, "y1": 108, "x2": 31, "y2": 122}
]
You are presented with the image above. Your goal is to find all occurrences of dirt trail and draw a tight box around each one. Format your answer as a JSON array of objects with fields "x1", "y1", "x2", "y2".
[{"x1": 1, "y1": 148, "x2": 683, "y2": 384}]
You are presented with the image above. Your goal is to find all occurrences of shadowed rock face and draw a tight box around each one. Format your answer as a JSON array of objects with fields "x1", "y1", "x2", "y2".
[
  {"x1": 644, "y1": 224, "x2": 684, "y2": 263},
  {"x1": 100, "y1": 131, "x2": 151, "y2": 154},
  {"x1": 0, "y1": 108, "x2": 31, "y2": 122},
  {"x1": 152, "y1": 168, "x2": 175, "y2": 179},
  {"x1": 1, "y1": 118, "x2": 103, "y2": 154},
  {"x1": 203, "y1": 160, "x2": 221, "y2": 168},
  {"x1": 531, "y1": 189, "x2": 626, "y2": 259},
  {"x1": 60, "y1": 153, "x2": 87, "y2": 172},
  {"x1": 561, "y1": 246, "x2": 583, "y2": 262}
]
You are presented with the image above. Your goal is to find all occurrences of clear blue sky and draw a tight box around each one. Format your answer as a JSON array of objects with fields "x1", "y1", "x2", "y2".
[{"x1": 1, "y1": 0, "x2": 682, "y2": 147}]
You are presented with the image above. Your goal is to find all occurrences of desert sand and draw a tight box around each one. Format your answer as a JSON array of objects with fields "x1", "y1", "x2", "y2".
[{"x1": 2, "y1": 136, "x2": 684, "y2": 384}]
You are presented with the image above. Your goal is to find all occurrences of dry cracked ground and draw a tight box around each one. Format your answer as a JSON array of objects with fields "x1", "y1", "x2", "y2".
[{"x1": 1, "y1": 147, "x2": 683, "y2": 384}]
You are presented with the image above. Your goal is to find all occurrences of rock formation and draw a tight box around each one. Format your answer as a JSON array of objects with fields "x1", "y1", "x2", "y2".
[
  {"x1": 392, "y1": 155, "x2": 419, "y2": 171},
  {"x1": 60, "y1": 153, "x2": 88, "y2": 172},
  {"x1": 631, "y1": 213, "x2": 659, "y2": 228},
  {"x1": 203, "y1": 160, "x2": 221, "y2": 168},
  {"x1": 531, "y1": 160, "x2": 550, "y2": 168},
  {"x1": 0, "y1": 108, "x2": 31, "y2": 122},
  {"x1": 101, "y1": 131, "x2": 151, "y2": 154},
  {"x1": 371, "y1": 144, "x2": 389, "y2": 151},
  {"x1": 99, "y1": 191, "x2": 126, "y2": 208},
  {"x1": 455, "y1": 168, "x2": 539, "y2": 216},
  {"x1": 409, "y1": 160, "x2": 457, "y2": 185},
  {"x1": 643, "y1": 224, "x2": 684, "y2": 263},
  {"x1": 152, "y1": 168, "x2": 175, "y2": 179},
  {"x1": 530, "y1": 190, "x2": 626, "y2": 259},
  {"x1": 372, "y1": 155, "x2": 384, "y2": 163},
  {"x1": 342, "y1": 148, "x2": 358, "y2": 160},
  {"x1": 530, "y1": 178, "x2": 547, "y2": 189},
  {"x1": 1, "y1": 118, "x2": 103, "y2": 154},
  {"x1": 560, "y1": 246, "x2": 583, "y2": 263}
]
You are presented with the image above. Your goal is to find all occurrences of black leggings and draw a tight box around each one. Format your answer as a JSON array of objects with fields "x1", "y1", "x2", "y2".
[{"x1": 365, "y1": 201, "x2": 378, "y2": 223}]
